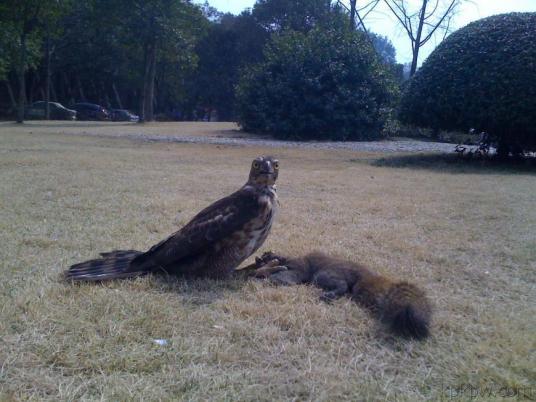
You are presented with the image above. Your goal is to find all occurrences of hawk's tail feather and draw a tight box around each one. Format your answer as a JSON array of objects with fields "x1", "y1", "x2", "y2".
[
  {"x1": 64, "y1": 249, "x2": 148, "y2": 282},
  {"x1": 99, "y1": 249, "x2": 141, "y2": 259}
]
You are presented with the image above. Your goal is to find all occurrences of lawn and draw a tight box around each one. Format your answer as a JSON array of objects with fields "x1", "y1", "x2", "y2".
[{"x1": 0, "y1": 122, "x2": 534, "y2": 401}]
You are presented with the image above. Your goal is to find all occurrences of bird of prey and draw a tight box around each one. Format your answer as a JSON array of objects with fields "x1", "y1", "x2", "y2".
[{"x1": 65, "y1": 156, "x2": 279, "y2": 281}]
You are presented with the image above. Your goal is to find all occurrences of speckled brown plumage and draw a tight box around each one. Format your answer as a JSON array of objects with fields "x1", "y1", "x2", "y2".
[{"x1": 65, "y1": 156, "x2": 279, "y2": 281}]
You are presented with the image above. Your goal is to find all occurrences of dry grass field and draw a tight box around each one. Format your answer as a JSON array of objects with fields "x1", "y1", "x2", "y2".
[
  {"x1": 1, "y1": 120, "x2": 243, "y2": 139},
  {"x1": 0, "y1": 122, "x2": 535, "y2": 401}
]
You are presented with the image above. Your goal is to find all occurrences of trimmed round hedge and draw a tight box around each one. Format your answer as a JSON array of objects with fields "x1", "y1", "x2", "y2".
[
  {"x1": 399, "y1": 13, "x2": 536, "y2": 155},
  {"x1": 236, "y1": 27, "x2": 398, "y2": 141}
]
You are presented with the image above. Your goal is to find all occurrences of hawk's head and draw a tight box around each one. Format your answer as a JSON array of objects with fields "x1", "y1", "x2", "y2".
[{"x1": 248, "y1": 156, "x2": 279, "y2": 186}]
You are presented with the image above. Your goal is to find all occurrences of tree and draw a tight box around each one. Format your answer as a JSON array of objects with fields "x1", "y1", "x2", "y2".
[
  {"x1": 236, "y1": 26, "x2": 398, "y2": 140},
  {"x1": 369, "y1": 32, "x2": 404, "y2": 84},
  {"x1": 52, "y1": 0, "x2": 154, "y2": 111},
  {"x1": 0, "y1": 24, "x2": 13, "y2": 81},
  {"x1": 383, "y1": 0, "x2": 463, "y2": 76},
  {"x1": 399, "y1": 13, "x2": 536, "y2": 156},
  {"x1": 335, "y1": 0, "x2": 379, "y2": 31},
  {"x1": 41, "y1": 1, "x2": 71, "y2": 119},
  {"x1": 0, "y1": 1, "x2": 50, "y2": 123},
  {"x1": 0, "y1": 0, "x2": 69, "y2": 122},
  {"x1": 0, "y1": 0, "x2": 208, "y2": 122},
  {"x1": 369, "y1": 33, "x2": 396, "y2": 64},
  {"x1": 252, "y1": 0, "x2": 333, "y2": 32},
  {"x1": 188, "y1": 11, "x2": 269, "y2": 120},
  {"x1": 110, "y1": 0, "x2": 206, "y2": 122}
]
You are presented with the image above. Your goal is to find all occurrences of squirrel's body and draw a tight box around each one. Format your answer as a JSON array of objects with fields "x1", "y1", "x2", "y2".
[{"x1": 254, "y1": 251, "x2": 432, "y2": 339}]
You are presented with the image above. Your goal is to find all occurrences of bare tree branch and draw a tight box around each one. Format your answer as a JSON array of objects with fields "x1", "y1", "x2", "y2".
[
  {"x1": 357, "y1": 0, "x2": 380, "y2": 13},
  {"x1": 383, "y1": 0, "x2": 464, "y2": 75},
  {"x1": 420, "y1": 0, "x2": 458, "y2": 45},
  {"x1": 360, "y1": 0, "x2": 380, "y2": 21},
  {"x1": 355, "y1": 11, "x2": 368, "y2": 32},
  {"x1": 424, "y1": 0, "x2": 440, "y2": 20},
  {"x1": 338, "y1": 0, "x2": 379, "y2": 33},
  {"x1": 441, "y1": 13, "x2": 453, "y2": 40},
  {"x1": 383, "y1": 0, "x2": 415, "y2": 40}
]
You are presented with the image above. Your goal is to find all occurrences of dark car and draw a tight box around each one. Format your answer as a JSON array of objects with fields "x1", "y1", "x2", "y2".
[
  {"x1": 72, "y1": 103, "x2": 110, "y2": 120},
  {"x1": 111, "y1": 109, "x2": 139, "y2": 122},
  {"x1": 25, "y1": 101, "x2": 77, "y2": 120}
]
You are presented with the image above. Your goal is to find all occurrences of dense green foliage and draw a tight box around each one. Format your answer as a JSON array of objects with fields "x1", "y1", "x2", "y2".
[
  {"x1": 0, "y1": 0, "x2": 206, "y2": 121},
  {"x1": 236, "y1": 27, "x2": 398, "y2": 140},
  {"x1": 0, "y1": 0, "x2": 400, "y2": 125},
  {"x1": 189, "y1": 1, "x2": 398, "y2": 121},
  {"x1": 187, "y1": 12, "x2": 269, "y2": 120},
  {"x1": 252, "y1": 0, "x2": 332, "y2": 32},
  {"x1": 399, "y1": 13, "x2": 536, "y2": 154},
  {"x1": 53, "y1": 0, "x2": 206, "y2": 121},
  {"x1": 0, "y1": 0, "x2": 67, "y2": 121}
]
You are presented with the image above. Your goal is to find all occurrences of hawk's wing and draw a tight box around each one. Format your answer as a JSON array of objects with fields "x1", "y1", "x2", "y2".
[{"x1": 131, "y1": 187, "x2": 260, "y2": 269}]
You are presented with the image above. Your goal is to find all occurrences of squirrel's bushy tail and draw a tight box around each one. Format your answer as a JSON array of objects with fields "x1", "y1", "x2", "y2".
[
  {"x1": 353, "y1": 276, "x2": 432, "y2": 340},
  {"x1": 380, "y1": 281, "x2": 432, "y2": 340},
  {"x1": 64, "y1": 249, "x2": 147, "y2": 282}
]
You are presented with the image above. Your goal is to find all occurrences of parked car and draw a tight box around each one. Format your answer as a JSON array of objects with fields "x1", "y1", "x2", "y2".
[
  {"x1": 72, "y1": 103, "x2": 110, "y2": 120},
  {"x1": 25, "y1": 101, "x2": 77, "y2": 120},
  {"x1": 111, "y1": 109, "x2": 139, "y2": 122}
]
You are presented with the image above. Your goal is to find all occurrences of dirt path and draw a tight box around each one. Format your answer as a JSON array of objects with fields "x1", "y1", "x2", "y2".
[
  {"x1": 1, "y1": 121, "x2": 458, "y2": 153},
  {"x1": 132, "y1": 133, "x2": 458, "y2": 153}
]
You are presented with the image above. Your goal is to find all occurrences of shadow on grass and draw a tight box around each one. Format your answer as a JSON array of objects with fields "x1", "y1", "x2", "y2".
[
  {"x1": 140, "y1": 268, "x2": 258, "y2": 305},
  {"x1": 63, "y1": 271, "x2": 255, "y2": 306},
  {"x1": 368, "y1": 153, "x2": 536, "y2": 175},
  {"x1": 152, "y1": 274, "x2": 252, "y2": 305}
]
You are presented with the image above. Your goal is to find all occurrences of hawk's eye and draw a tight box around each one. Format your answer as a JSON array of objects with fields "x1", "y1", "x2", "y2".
[
  {"x1": 253, "y1": 162, "x2": 260, "y2": 169},
  {"x1": 273, "y1": 162, "x2": 279, "y2": 170}
]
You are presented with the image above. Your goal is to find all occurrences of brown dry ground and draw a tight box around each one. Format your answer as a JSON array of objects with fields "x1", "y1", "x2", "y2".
[{"x1": 0, "y1": 122, "x2": 535, "y2": 401}]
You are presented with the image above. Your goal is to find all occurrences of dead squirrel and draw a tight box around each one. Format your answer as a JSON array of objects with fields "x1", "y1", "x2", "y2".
[{"x1": 251, "y1": 251, "x2": 432, "y2": 340}]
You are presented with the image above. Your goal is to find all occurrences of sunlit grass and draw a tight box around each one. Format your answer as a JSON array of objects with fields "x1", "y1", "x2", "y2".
[{"x1": 0, "y1": 123, "x2": 534, "y2": 400}]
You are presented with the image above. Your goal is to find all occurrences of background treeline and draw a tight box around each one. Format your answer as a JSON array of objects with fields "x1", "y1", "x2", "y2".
[
  {"x1": 4, "y1": 1, "x2": 531, "y2": 153},
  {"x1": 0, "y1": 0, "x2": 402, "y2": 123}
]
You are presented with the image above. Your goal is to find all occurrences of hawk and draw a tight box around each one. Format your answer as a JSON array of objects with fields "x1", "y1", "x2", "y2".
[{"x1": 65, "y1": 156, "x2": 279, "y2": 281}]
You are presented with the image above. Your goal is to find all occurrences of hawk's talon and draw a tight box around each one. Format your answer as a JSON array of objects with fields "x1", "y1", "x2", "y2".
[
  {"x1": 320, "y1": 291, "x2": 337, "y2": 303},
  {"x1": 254, "y1": 264, "x2": 288, "y2": 278}
]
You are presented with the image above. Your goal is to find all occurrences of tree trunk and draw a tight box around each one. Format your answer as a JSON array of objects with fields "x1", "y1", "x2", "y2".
[
  {"x1": 16, "y1": 34, "x2": 27, "y2": 123},
  {"x1": 349, "y1": 0, "x2": 357, "y2": 29},
  {"x1": 497, "y1": 137, "x2": 511, "y2": 159},
  {"x1": 98, "y1": 81, "x2": 110, "y2": 108},
  {"x1": 138, "y1": 94, "x2": 145, "y2": 122},
  {"x1": 29, "y1": 71, "x2": 38, "y2": 104},
  {"x1": 45, "y1": 25, "x2": 51, "y2": 120},
  {"x1": 63, "y1": 73, "x2": 73, "y2": 104},
  {"x1": 144, "y1": 41, "x2": 157, "y2": 122},
  {"x1": 51, "y1": 79, "x2": 57, "y2": 101},
  {"x1": 410, "y1": 0, "x2": 428, "y2": 76},
  {"x1": 112, "y1": 82, "x2": 123, "y2": 109},
  {"x1": 104, "y1": 91, "x2": 111, "y2": 109},
  {"x1": 139, "y1": 43, "x2": 149, "y2": 123},
  {"x1": 90, "y1": 80, "x2": 98, "y2": 103},
  {"x1": 6, "y1": 80, "x2": 16, "y2": 109},
  {"x1": 410, "y1": 48, "x2": 420, "y2": 77},
  {"x1": 76, "y1": 76, "x2": 86, "y2": 101},
  {"x1": 140, "y1": 41, "x2": 157, "y2": 122}
]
